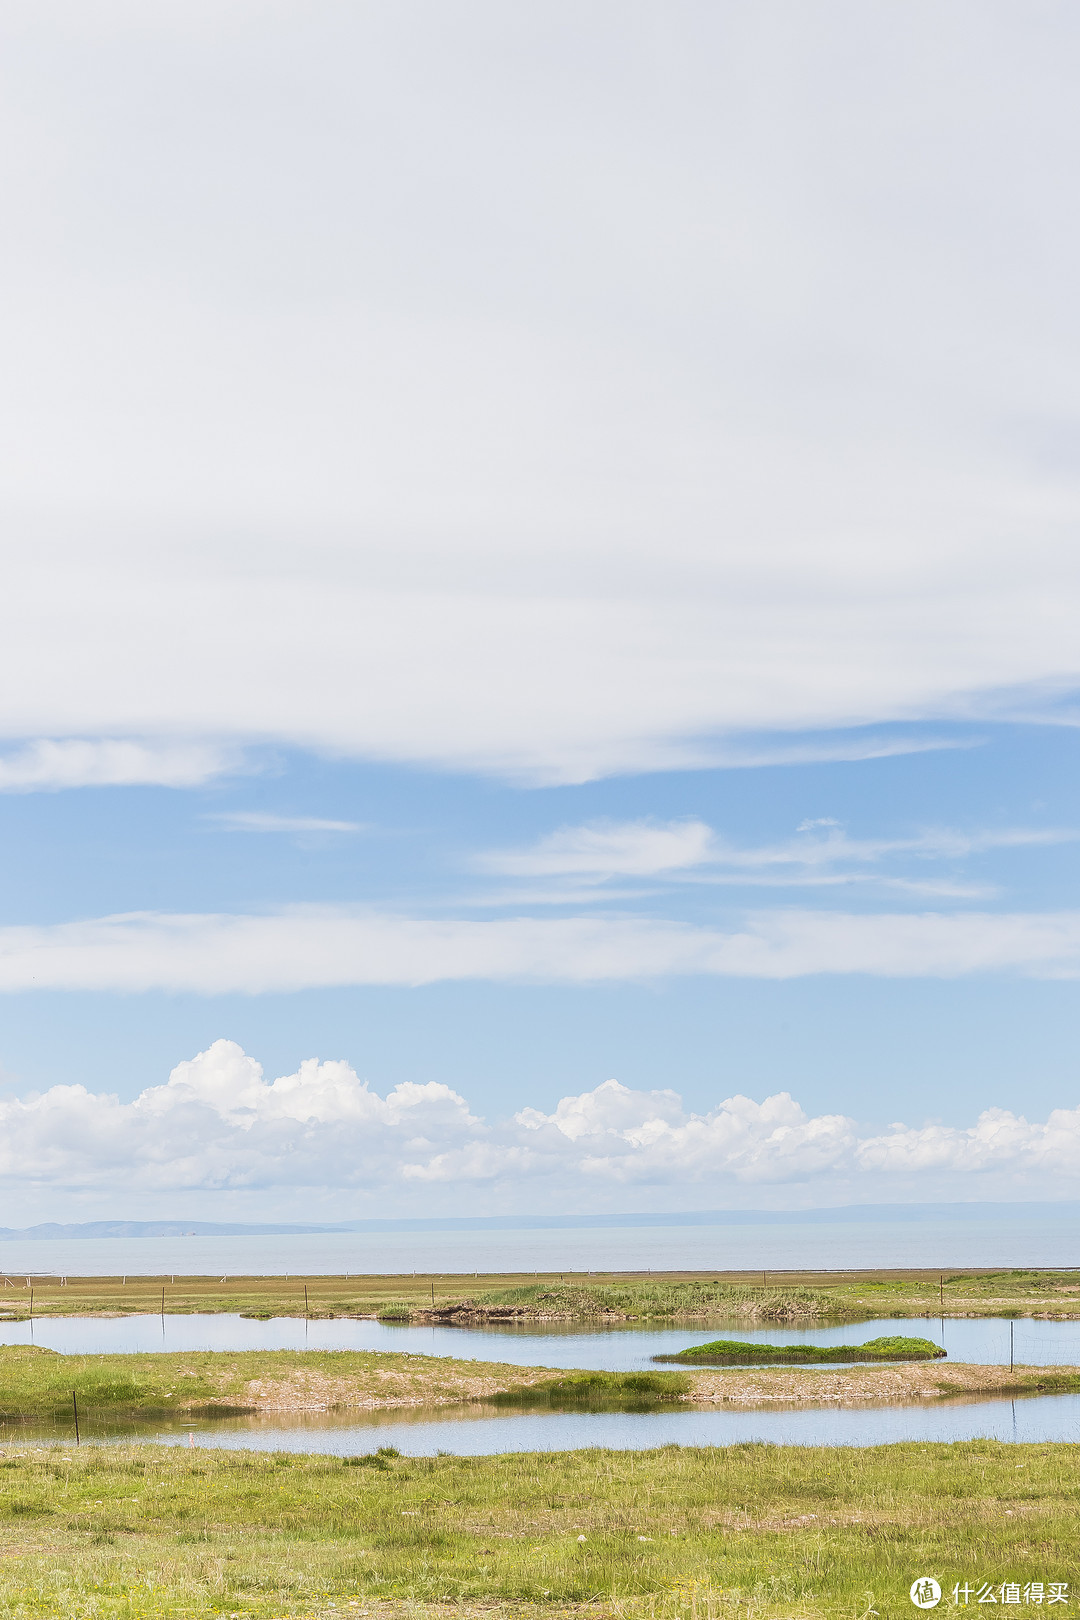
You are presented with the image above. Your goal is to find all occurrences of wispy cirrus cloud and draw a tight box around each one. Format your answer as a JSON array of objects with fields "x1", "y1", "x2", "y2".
[
  {"x1": 2, "y1": 905, "x2": 1080, "y2": 992},
  {"x1": 208, "y1": 812, "x2": 365, "y2": 834},
  {"x1": 477, "y1": 819, "x2": 716, "y2": 879},
  {"x1": 475, "y1": 817, "x2": 1079, "y2": 898},
  {"x1": 0, "y1": 739, "x2": 240, "y2": 792}
]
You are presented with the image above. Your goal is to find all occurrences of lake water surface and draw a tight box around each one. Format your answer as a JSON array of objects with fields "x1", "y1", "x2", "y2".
[
  {"x1": 5, "y1": 1211, "x2": 1080, "y2": 1278},
  {"x1": 2, "y1": 1311, "x2": 1079, "y2": 1367}
]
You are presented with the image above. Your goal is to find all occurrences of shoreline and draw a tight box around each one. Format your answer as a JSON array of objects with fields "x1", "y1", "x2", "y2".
[
  {"x1": 5, "y1": 1268, "x2": 1080, "y2": 1325},
  {"x1": 3, "y1": 1342, "x2": 1080, "y2": 1420}
]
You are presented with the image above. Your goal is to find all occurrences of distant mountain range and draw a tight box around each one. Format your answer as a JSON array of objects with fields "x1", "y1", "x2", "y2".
[{"x1": 1, "y1": 1203, "x2": 1077, "y2": 1239}]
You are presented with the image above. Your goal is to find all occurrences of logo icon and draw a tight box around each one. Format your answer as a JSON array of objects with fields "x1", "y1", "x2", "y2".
[{"x1": 911, "y1": 1578, "x2": 942, "y2": 1609}]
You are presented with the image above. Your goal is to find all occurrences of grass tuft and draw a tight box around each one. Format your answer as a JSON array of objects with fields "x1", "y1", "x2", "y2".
[
  {"x1": 491, "y1": 1370, "x2": 691, "y2": 1407},
  {"x1": 655, "y1": 1334, "x2": 947, "y2": 1364}
]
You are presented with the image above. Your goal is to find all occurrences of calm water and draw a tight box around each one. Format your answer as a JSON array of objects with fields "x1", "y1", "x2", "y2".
[
  {"x1": 5, "y1": 1310, "x2": 1080, "y2": 1455},
  {"x1": 3, "y1": 1311, "x2": 1079, "y2": 1367},
  {"x1": 7, "y1": 1394, "x2": 1080, "y2": 1454},
  {"x1": 4, "y1": 1213, "x2": 1080, "y2": 1277}
]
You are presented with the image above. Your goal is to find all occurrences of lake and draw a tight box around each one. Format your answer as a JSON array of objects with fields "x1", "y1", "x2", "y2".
[
  {"x1": 4, "y1": 1309, "x2": 1080, "y2": 1455},
  {"x1": 4, "y1": 1210, "x2": 1080, "y2": 1278},
  {"x1": 2, "y1": 1308, "x2": 1079, "y2": 1366}
]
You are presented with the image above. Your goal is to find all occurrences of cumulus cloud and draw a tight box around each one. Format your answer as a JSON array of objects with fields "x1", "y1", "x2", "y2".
[
  {"x1": 3, "y1": 905, "x2": 1080, "y2": 992},
  {"x1": 0, "y1": 739, "x2": 237, "y2": 792},
  {"x1": 3, "y1": 1040, "x2": 1080, "y2": 1205},
  {"x1": 0, "y1": 1042, "x2": 481, "y2": 1196},
  {"x1": 1, "y1": 9, "x2": 1080, "y2": 780}
]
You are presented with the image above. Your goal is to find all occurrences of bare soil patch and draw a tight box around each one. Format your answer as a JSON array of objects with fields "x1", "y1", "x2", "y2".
[{"x1": 685, "y1": 1361, "x2": 1077, "y2": 1406}]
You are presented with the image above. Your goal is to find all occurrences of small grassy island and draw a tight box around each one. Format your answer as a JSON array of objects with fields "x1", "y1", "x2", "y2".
[{"x1": 654, "y1": 1334, "x2": 947, "y2": 1365}]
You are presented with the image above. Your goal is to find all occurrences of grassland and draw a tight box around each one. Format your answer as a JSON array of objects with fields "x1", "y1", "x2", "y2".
[
  {"x1": 655, "y1": 1335, "x2": 945, "y2": 1365},
  {"x1": 3, "y1": 1344, "x2": 1080, "y2": 1427},
  {"x1": 5, "y1": 1267, "x2": 1080, "y2": 1322},
  {"x1": 421, "y1": 1280, "x2": 846, "y2": 1322},
  {"x1": 0, "y1": 1439, "x2": 1078, "y2": 1619},
  {"x1": 0, "y1": 1346, "x2": 691, "y2": 1422},
  {"x1": 0, "y1": 1274, "x2": 851, "y2": 1324}
]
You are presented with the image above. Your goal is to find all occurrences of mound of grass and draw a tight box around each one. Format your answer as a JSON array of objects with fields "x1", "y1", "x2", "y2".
[
  {"x1": 494, "y1": 1370, "x2": 691, "y2": 1408},
  {"x1": 466, "y1": 1278, "x2": 852, "y2": 1321},
  {"x1": 654, "y1": 1334, "x2": 947, "y2": 1364}
]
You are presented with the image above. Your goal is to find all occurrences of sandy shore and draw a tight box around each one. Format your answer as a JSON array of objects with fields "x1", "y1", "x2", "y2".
[
  {"x1": 238, "y1": 1362, "x2": 553, "y2": 1413},
  {"x1": 685, "y1": 1361, "x2": 1077, "y2": 1407},
  {"x1": 223, "y1": 1359, "x2": 1079, "y2": 1414}
]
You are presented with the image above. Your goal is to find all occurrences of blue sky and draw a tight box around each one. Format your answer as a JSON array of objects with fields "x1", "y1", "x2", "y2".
[
  {"x1": 3, "y1": 718, "x2": 1080, "y2": 1220},
  {"x1": 1, "y1": 2, "x2": 1080, "y2": 1219}
]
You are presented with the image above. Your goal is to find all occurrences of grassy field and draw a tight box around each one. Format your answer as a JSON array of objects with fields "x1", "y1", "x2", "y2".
[
  {"x1": 0, "y1": 1274, "x2": 849, "y2": 1323},
  {"x1": 0, "y1": 1439, "x2": 1077, "y2": 1619},
  {"x1": 431, "y1": 1280, "x2": 846, "y2": 1321},
  {"x1": 0, "y1": 1346, "x2": 691, "y2": 1421},
  {"x1": 3, "y1": 1343, "x2": 1080, "y2": 1427},
  {"x1": 6, "y1": 1268, "x2": 1080, "y2": 1321}
]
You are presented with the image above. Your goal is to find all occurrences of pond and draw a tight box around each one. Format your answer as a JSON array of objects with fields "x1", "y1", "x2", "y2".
[
  {"x1": 5, "y1": 1391, "x2": 1080, "y2": 1454},
  {"x1": 4, "y1": 1312, "x2": 1079, "y2": 1456},
  {"x1": 1, "y1": 1312, "x2": 1078, "y2": 1368}
]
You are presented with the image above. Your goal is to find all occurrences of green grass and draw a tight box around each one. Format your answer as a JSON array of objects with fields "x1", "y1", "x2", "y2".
[
  {"x1": 0, "y1": 1273, "x2": 847, "y2": 1324},
  {"x1": 489, "y1": 1370, "x2": 692, "y2": 1407},
  {"x1": 0, "y1": 1346, "x2": 698, "y2": 1423},
  {"x1": 6, "y1": 1268, "x2": 1080, "y2": 1323},
  {"x1": 826, "y1": 1268, "x2": 1080, "y2": 1316},
  {"x1": 461, "y1": 1280, "x2": 851, "y2": 1321},
  {"x1": 4, "y1": 1341, "x2": 1080, "y2": 1434},
  {"x1": 0, "y1": 1345, "x2": 585, "y2": 1421},
  {"x1": 0, "y1": 1440, "x2": 1077, "y2": 1618},
  {"x1": 656, "y1": 1336, "x2": 947, "y2": 1365}
]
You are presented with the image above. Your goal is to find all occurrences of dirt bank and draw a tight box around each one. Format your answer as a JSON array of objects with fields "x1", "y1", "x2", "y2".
[
  {"x1": 226, "y1": 1359, "x2": 1080, "y2": 1414},
  {"x1": 685, "y1": 1361, "x2": 1080, "y2": 1407}
]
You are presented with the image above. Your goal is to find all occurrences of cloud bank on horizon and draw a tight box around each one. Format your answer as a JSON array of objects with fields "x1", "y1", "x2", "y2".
[{"x1": 4, "y1": 1040, "x2": 1079, "y2": 1221}]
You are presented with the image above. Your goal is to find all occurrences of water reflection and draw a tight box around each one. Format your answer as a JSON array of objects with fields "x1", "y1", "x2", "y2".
[
  {"x1": 2, "y1": 1312, "x2": 1080, "y2": 1369},
  {"x1": 5, "y1": 1390, "x2": 1080, "y2": 1454}
]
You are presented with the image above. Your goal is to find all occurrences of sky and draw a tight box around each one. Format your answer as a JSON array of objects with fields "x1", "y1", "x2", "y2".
[{"x1": 2, "y1": 0, "x2": 1080, "y2": 1222}]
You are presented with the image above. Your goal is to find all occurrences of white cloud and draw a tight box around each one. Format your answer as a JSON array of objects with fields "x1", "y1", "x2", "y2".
[
  {"x1": 208, "y1": 812, "x2": 364, "y2": 834},
  {"x1": 3, "y1": 1040, "x2": 1080, "y2": 1205},
  {"x1": 3, "y1": 905, "x2": 1080, "y2": 992},
  {"x1": 0, "y1": 1041, "x2": 482, "y2": 1196},
  {"x1": 0, "y1": 8, "x2": 1079, "y2": 780},
  {"x1": 478, "y1": 820, "x2": 716, "y2": 878},
  {"x1": 476, "y1": 818, "x2": 1078, "y2": 895},
  {"x1": 0, "y1": 739, "x2": 237, "y2": 792}
]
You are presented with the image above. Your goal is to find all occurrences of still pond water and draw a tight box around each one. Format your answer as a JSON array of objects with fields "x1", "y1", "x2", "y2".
[
  {"x1": 4, "y1": 1312, "x2": 1080, "y2": 1454},
  {"x1": 6, "y1": 1395, "x2": 1080, "y2": 1455},
  {"x1": 2, "y1": 1311, "x2": 1079, "y2": 1367}
]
